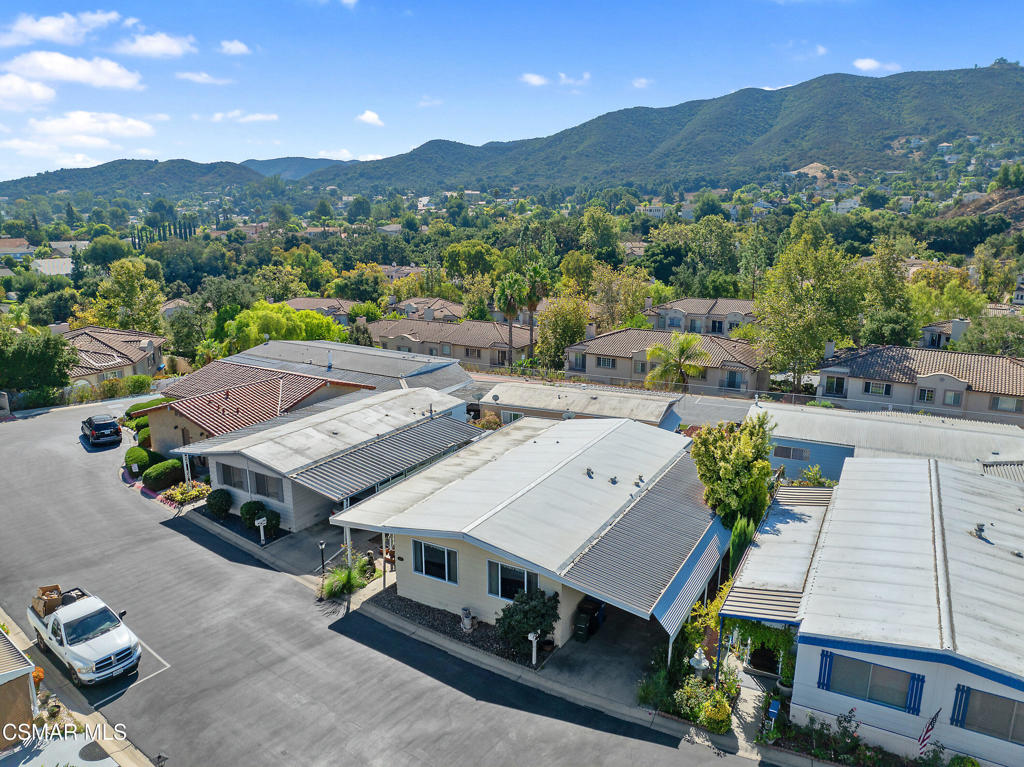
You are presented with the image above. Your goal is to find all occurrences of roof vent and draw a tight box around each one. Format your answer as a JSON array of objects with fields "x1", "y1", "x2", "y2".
[
  {"x1": 972, "y1": 522, "x2": 986, "y2": 540},
  {"x1": 1014, "y1": 551, "x2": 1023, "y2": 559},
  {"x1": 609, "y1": 476, "x2": 618, "y2": 485},
  {"x1": 586, "y1": 467, "x2": 593, "y2": 478}
]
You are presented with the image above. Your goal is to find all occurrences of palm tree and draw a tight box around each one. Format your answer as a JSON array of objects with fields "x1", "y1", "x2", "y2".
[
  {"x1": 494, "y1": 272, "x2": 527, "y2": 368},
  {"x1": 645, "y1": 331, "x2": 710, "y2": 392},
  {"x1": 523, "y1": 262, "x2": 549, "y2": 360}
]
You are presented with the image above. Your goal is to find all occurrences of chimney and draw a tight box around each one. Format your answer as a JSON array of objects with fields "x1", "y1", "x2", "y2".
[
  {"x1": 424, "y1": 307, "x2": 434, "y2": 321},
  {"x1": 950, "y1": 318, "x2": 969, "y2": 342},
  {"x1": 327, "y1": 350, "x2": 333, "y2": 370},
  {"x1": 824, "y1": 340, "x2": 835, "y2": 359},
  {"x1": 644, "y1": 297, "x2": 653, "y2": 311},
  {"x1": 585, "y1": 322, "x2": 597, "y2": 340}
]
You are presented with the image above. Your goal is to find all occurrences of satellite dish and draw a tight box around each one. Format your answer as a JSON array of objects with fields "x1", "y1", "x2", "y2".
[{"x1": 492, "y1": 394, "x2": 500, "y2": 402}]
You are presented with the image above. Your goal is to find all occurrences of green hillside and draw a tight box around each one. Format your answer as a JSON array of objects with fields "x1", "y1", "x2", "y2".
[
  {"x1": 306, "y1": 64, "x2": 1024, "y2": 192},
  {"x1": 0, "y1": 159, "x2": 262, "y2": 198},
  {"x1": 241, "y1": 157, "x2": 344, "y2": 180}
]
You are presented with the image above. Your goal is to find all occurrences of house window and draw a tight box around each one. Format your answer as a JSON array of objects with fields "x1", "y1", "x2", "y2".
[
  {"x1": 253, "y1": 472, "x2": 284, "y2": 502},
  {"x1": 943, "y1": 391, "x2": 962, "y2": 406},
  {"x1": 818, "y1": 651, "x2": 921, "y2": 713},
  {"x1": 571, "y1": 352, "x2": 586, "y2": 370},
  {"x1": 824, "y1": 376, "x2": 846, "y2": 396},
  {"x1": 412, "y1": 539, "x2": 458, "y2": 584},
  {"x1": 728, "y1": 321, "x2": 740, "y2": 331},
  {"x1": 500, "y1": 410, "x2": 522, "y2": 425},
  {"x1": 668, "y1": 316, "x2": 681, "y2": 328},
  {"x1": 487, "y1": 560, "x2": 539, "y2": 601},
  {"x1": 219, "y1": 463, "x2": 247, "y2": 490},
  {"x1": 397, "y1": 346, "x2": 412, "y2": 353},
  {"x1": 441, "y1": 344, "x2": 451, "y2": 355},
  {"x1": 863, "y1": 381, "x2": 892, "y2": 397},
  {"x1": 464, "y1": 348, "x2": 481, "y2": 359},
  {"x1": 917, "y1": 388, "x2": 935, "y2": 403},
  {"x1": 991, "y1": 396, "x2": 1023, "y2": 413},
  {"x1": 428, "y1": 347, "x2": 438, "y2": 356},
  {"x1": 596, "y1": 357, "x2": 617, "y2": 369},
  {"x1": 956, "y1": 687, "x2": 1024, "y2": 745},
  {"x1": 711, "y1": 320, "x2": 724, "y2": 334},
  {"x1": 688, "y1": 319, "x2": 701, "y2": 332},
  {"x1": 634, "y1": 360, "x2": 646, "y2": 374},
  {"x1": 773, "y1": 445, "x2": 811, "y2": 461},
  {"x1": 181, "y1": 427, "x2": 191, "y2": 447}
]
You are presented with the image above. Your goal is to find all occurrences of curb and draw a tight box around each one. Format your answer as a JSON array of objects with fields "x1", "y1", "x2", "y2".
[{"x1": 0, "y1": 605, "x2": 154, "y2": 767}]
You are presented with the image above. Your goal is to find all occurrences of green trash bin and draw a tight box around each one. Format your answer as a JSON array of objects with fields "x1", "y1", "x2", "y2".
[{"x1": 573, "y1": 612, "x2": 590, "y2": 642}]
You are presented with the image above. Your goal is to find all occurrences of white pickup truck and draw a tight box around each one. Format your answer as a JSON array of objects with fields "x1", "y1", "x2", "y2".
[{"x1": 27, "y1": 586, "x2": 142, "y2": 687}]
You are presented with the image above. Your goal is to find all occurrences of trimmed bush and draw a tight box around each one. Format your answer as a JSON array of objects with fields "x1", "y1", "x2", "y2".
[
  {"x1": 262, "y1": 508, "x2": 281, "y2": 537},
  {"x1": 239, "y1": 500, "x2": 266, "y2": 529},
  {"x1": 125, "y1": 397, "x2": 172, "y2": 416},
  {"x1": 124, "y1": 446, "x2": 152, "y2": 477},
  {"x1": 98, "y1": 377, "x2": 126, "y2": 400},
  {"x1": 948, "y1": 757, "x2": 980, "y2": 767},
  {"x1": 142, "y1": 459, "x2": 184, "y2": 492},
  {"x1": 495, "y1": 589, "x2": 560, "y2": 658},
  {"x1": 124, "y1": 375, "x2": 152, "y2": 395},
  {"x1": 136, "y1": 426, "x2": 151, "y2": 448},
  {"x1": 129, "y1": 415, "x2": 148, "y2": 431},
  {"x1": 205, "y1": 488, "x2": 232, "y2": 520}
]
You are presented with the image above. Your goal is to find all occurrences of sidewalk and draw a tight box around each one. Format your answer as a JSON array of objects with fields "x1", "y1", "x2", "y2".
[{"x1": 0, "y1": 606, "x2": 153, "y2": 767}]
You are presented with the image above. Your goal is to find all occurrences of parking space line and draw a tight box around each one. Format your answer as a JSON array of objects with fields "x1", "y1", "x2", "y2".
[{"x1": 90, "y1": 637, "x2": 171, "y2": 709}]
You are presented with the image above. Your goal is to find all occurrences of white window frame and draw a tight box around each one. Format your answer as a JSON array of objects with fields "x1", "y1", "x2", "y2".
[
  {"x1": 863, "y1": 381, "x2": 892, "y2": 397},
  {"x1": 219, "y1": 463, "x2": 247, "y2": 490},
  {"x1": 991, "y1": 396, "x2": 1023, "y2": 413},
  {"x1": 412, "y1": 539, "x2": 458, "y2": 584},
  {"x1": 961, "y1": 687, "x2": 1024, "y2": 745},
  {"x1": 253, "y1": 471, "x2": 284, "y2": 502},
  {"x1": 596, "y1": 356, "x2": 616, "y2": 369},
  {"x1": 487, "y1": 559, "x2": 538, "y2": 601},
  {"x1": 500, "y1": 410, "x2": 522, "y2": 425},
  {"x1": 441, "y1": 343, "x2": 451, "y2": 355},
  {"x1": 918, "y1": 388, "x2": 935, "y2": 403},
  {"x1": 943, "y1": 390, "x2": 962, "y2": 406}
]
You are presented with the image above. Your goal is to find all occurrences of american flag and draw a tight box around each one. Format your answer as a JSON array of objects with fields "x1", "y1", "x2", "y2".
[{"x1": 918, "y1": 708, "x2": 941, "y2": 756}]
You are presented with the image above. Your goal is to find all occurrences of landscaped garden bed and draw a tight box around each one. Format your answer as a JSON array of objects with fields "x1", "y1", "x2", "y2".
[{"x1": 194, "y1": 492, "x2": 291, "y2": 547}]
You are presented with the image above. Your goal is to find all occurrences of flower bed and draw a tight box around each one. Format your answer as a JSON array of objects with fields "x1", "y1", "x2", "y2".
[{"x1": 192, "y1": 504, "x2": 291, "y2": 546}]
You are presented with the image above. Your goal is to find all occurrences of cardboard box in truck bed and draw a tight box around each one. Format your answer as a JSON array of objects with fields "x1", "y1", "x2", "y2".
[{"x1": 31, "y1": 584, "x2": 61, "y2": 617}]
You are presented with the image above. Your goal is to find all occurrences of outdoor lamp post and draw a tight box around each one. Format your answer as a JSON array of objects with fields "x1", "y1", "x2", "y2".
[{"x1": 318, "y1": 540, "x2": 326, "y2": 600}]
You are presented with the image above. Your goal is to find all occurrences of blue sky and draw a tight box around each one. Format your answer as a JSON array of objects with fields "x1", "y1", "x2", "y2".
[{"x1": 0, "y1": 0, "x2": 1021, "y2": 181}]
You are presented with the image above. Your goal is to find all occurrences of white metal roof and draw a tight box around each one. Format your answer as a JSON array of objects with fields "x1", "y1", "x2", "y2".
[
  {"x1": 801, "y1": 458, "x2": 1024, "y2": 679},
  {"x1": 178, "y1": 387, "x2": 463, "y2": 474},
  {"x1": 483, "y1": 382, "x2": 679, "y2": 424},
  {"x1": 333, "y1": 417, "x2": 691, "y2": 573},
  {"x1": 751, "y1": 402, "x2": 1024, "y2": 464}
]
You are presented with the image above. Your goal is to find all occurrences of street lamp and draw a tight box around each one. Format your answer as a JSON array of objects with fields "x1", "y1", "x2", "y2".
[{"x1": 317, "y1": 540, "x2": 326, "y2": 601}]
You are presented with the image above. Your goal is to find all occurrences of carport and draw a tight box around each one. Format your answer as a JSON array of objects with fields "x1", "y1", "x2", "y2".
[{"x1": 0, "y1": 627, "x2": 35, "y2": 749}]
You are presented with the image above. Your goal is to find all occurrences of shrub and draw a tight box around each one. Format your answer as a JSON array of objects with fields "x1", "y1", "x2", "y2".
[
  {"x1": 495, "y1": 589, "x2": 560, "y2": 658},
  {"x1": 262, "y1": 508, "x2": 281, "y2": 537},
  {"x1": 125, "y1": 397, "x2": 173, "y2": 416},
  {"x1": 475, "y1": 413, "x2": 502, "y2": 430},
  {"x1": 675, "y1": 676, "x2": 712, "y2": 720},
  {"x1": 700, "y1": 689, "x2": 733, "y2": 734},
  {"x1": 729, "y1": 517, "x2": 757, "y2": 574},
  {"x1": 206, "y1": 488, "x2": 232, "y2": 520},
  {"x1": 948, "y1": 757, "x2": 980, "y2": 767},
  {"x1": 136, "y1": 426, "x2": 151, "y2": 447},
  {"x1": 239, "y1": 500, "x2": 266, "y2": 529},
  {"x1": 124, "y1": 446, "x2": 157, "y2": 477},
  {"x1": 163, "y1": 481, "x2": 211, "y2": 506},
  {"x1": 129, "y1": 415, "x2": 148, "y2": 431},
  {"x1": 805, "y1": 399, "x2": 835, "y2": 408},
  {"x1": 142, "y1": 459, "x2": 184, "y2": 491},
  {"x1": 69, "y1": 386, "x2": 98, "y2": 405},
  {"x1": 323, "y1": 560, "x2": 369, "y2": 598},
  {"x1": 18, "y1": 388, "x2": 60, "y2": 409},
  {"x1": 123, "y1": 375, "x2": 152, "y2": 395},
  {"x1": 98, "y1": 377, "x2": 126, "y2": 400},
  {"x1": 637, "y1": 668, "x2": 674, "y2": 712}
]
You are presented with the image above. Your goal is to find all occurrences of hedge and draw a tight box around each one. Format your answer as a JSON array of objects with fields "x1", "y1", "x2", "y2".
[
  {"x1": 125, "y1": 397, "x2": 173, "y2": 417},
  {"x1": 123, "y1": 375, "x2": 152, "y2": 395},
  {"x1": 142, "y1": 459, "x2": 184, "y2": 492},
  {"x1": 129, "y1": 415, "x2": 148, "y2": 431},
  {"x1": 124, "y1": 446, "x2": 164, "y2": 478},
  {"x1": 136, "y1": 426, "x2": 151, "y2": 448},
  {"x1": 239, "y1": 500, "x2": 265, "y2": 529},
  {"x1": 206, "y1": 488, "x2": 232, "y2": 520}
]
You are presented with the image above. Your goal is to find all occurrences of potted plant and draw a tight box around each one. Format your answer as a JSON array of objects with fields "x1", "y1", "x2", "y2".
[{"x1": 776, "y1": 652, "x2": 795, "y2": 698}]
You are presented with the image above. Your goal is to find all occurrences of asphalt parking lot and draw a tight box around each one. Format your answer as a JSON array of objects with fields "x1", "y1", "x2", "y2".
[{"x1": 0, "y1": 400, "x2": 756, "y2": 767}]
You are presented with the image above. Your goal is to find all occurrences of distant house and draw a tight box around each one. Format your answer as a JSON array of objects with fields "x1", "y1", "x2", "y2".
[
  {"x1": 377, "y1": 223, "x2": 403, "y2": 236},
  {"x1": 937, "y1": 142, "x2": 953, "y2": 154},
  {"x1": 30, "y1": 257, "x2": 73, "y2": 277},
  {"x1": 817, "y1": 344, "x2": 1024, "y2": 424},
  {"x1": 282, "y1": 297, "x2": 358, "y2": 325},
  {"x1": 381, "y1": 264, "x2": 424, "y2": 283},
  {"x1": 174, "y1": 388, "x2": 476, "y2": 531},
  {"x1": 159, "y1": 298, "x2": 190, "y2": 321},
  {"x1": 920, "y1": 318, "x2": 970, "y2": 348},
  {"x1": 64, "y1": 326, "x2": 166, "y2": 386},
  {"x1": 494, "y1": 296, "x2": 600, "y2": 327},
  {"x1": 644, "y1": 297, "x2": 755, "y2": 334},
  {"x1": 831, "y1": 197, "x2": 861, "y2": 214},
  {"x1": 390, "y1": 296, "x2": 464, "y2": 322},
  {"x1": 0, "y1": 238, "x2": 33, "y2": 261},
  {"x1": 634, "y1": 204, "x2": 666, "y2": 219},
  {"x1": 48, "y1": 240, "x2": 89, "y2": 258},
  {"x1": 1012, "y1": 274, "x2": 1024, "y2": 306},
  {"x1": 565, "y1": 327, "x2": 767, "y2": 394},
  {"x1": 369, "y1": 318, "x2": 531, "y2": 367}
]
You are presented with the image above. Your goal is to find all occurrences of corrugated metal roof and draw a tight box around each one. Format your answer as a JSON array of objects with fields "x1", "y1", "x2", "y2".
[
  {"x1": 291, "y1": 416, "x2": 482, "y2": 501},
  {"x1": 982, "y1": 460, "x2": 1024, "y2": 483},
  {"x1": 755, "y1": 402, "x2": 1024, "y2": 465},
  {"x1": 720, "y1": 587, "x2": 804, "y2": 624},
  {"x1": 561, "y1": 456, "x2": 715, "y2": 615},
  {"x1": 0, "y1": 628, "x2": 33, "y2": 685},
  {"x1": 483, "y1": 381, "x2": 678, "y2": 424},
  {"x1": 653, "y1": 532, "x2": 730, "y2": 637}
]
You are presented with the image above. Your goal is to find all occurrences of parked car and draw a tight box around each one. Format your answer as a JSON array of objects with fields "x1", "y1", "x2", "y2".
[
  {"x1": 27, "y1": 585, "x2": 141, "y2": 687},
  {"x1": 81, "y1": 413, "x2": 121, "y2": 446}
]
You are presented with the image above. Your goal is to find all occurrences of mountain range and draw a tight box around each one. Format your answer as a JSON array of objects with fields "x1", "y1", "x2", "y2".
[{"x1": 2, "y1": 63, "x2": 1023, "y2": 199}]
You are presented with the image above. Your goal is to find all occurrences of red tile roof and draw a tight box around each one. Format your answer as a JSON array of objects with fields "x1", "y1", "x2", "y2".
[
  {"x1": 369, "y1": 318, "x2": 533, "y2": 349},
  {"x1": 64, "y1": 326, "x2": 166, "y2": 378},
  {"x1": 568, "y1": 328, "x2": 759, "y2": 369}
]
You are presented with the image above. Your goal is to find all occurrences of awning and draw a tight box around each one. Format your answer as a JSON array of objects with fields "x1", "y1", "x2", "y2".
[
  {"x1": 651, "y1": 520, "x2": 731, "y2": 639},
  {"x1": 720, "y1": 586, "x2": 803, "y2": 625}
]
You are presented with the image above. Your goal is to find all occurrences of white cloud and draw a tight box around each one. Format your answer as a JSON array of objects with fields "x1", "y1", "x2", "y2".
[
  {"x1": 418, "y1": 95, "x2": 442, "y2": 107},
  {"x1": 3, "y1": 51, "x2": 142, "y2": 89},
  {"x1": 317, "y1": 148, "x2": 353, "y2": 160},
  {"x1": 115, "y1": 32, "x2": 197, "y2": 58},
  {"x1": 219, "y1": 39, "x2": 250, "y2": 55},
  {"x1": 0, "y1": 137, "x2": 98, "y2": 167},
  {"x1": 145, "y1": 112, "x2": 170, "y2": 122},
  {"x1": 176, "y1": 71, "x2": 233, "y2": 85},
  {"x1": 122, "y1": 17, "x2": 140, "y2": 28},
  {"x1": 30, "y1": 110, "x2": 154, "y2": 139},
  {"x1": 558, "y1": 72, "x2": 590, "y2": 87},
  {"x1": 632, "y1": 77, "x2": 652, "y2": 89},
  {"x1": 133, "y1": 147, "x2": 157, "y2": 156},
  {"x1": 853, "y1": 57, "x2": 900, "y2": 72},
  {"x1": 356, "y1": 109, "x2": 383, "y2": 126},
  {"x1": 815, "y1": 44, "x2": 827, "y2": 56},
  {"x1": 759, "y1": 84, "x2": 794, "y2": 90},
  {"x1": 210, "y1": 109, "x2": 277, "y2": 123},
  {"x1": 0, "y1": 73, "x2": 56, "y2": 110},
  {"x1": 358, "y1": 153, "x2": 383, "y2": 161},
  {"x1": 0, "y1": 122, "x2": 9, "y2": 133},
  {"x1": 519, "y1": 72, "x2": 548, "y2": 86},
  {"x1": 341, "y1": 0, "x2": 358, "y2": 7},
  {"x1": 0, "y1": 10, "x2": 120, "y2": 47}
]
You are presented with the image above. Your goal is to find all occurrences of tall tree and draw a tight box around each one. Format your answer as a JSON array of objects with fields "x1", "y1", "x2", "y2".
[
  {"x1": 535, "y1": 288, "x2": 589, "y2": 369},
  {"x1": 0, "y1": 329, "x2": 79, "y2": 391},
  {"x1": 861, "y1": 237, "x2": 917, "y2": 346},
  {"x1": 73, "y1": 258, "x2": 164, "y2": 333},
  {"x1": 494, "y1": 272, "x2": 527, "y2": 365},
  {"x1": 523, "y1": 262, "x2": 549, "y2": 358},
  {"x1": 581, "y1": 206, "x2": 623, "y2": 266},
  {"x1": 645, "y1": 331, "x2": 710, "y2": 392}
]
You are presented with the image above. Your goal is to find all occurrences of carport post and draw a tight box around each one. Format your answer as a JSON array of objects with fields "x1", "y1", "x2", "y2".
[
  {"x1": 382, "y1": 533, "x2": 387, "y2": 589},
  {"x1": 345, "y1": 526, "x2": 352, "y2": 569},
  {"x1": 667, "y1": 633, "x2": 674, "y2": 668},
  {"x1": 182, "y1": 453, "x2": 192, "y2": 483}
]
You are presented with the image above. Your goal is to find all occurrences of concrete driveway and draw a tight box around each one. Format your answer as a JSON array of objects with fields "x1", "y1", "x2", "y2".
[{"x1": 0, "y1": 400, "x2": 757, "y2": 767}]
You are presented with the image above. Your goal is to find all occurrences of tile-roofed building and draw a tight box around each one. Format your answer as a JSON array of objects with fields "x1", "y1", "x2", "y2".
[
  {"x1": 381, "y1": 264, "x2": 425, "y2": 283},
  {"x1": 369, "y1": 318, "x2": 532, "y2": 368},
  {"x1": 566, "y1": 327, "x2": 766, "y2": 394},
  {"x1": 47, "y1": 240, "x2": 89, "y2": 258},
  {"x1": 282, "y1": 297, "x2": 358, "y2": 324},
  {"x1": 817, "y1": 344, "x2": 1024, "y2": 424},
  {"x1": 645, "y1": 296, "x2": 755, "y2": 334},
  {"x1": 390, "y1": 296, "x2": 464, "y2": 322},
  {"x1": 63, "y1": 326, "x2": 166, "y2": 385},
  {"x1": 0, "y1": 238, "x2": 33, "y2": 259},
  {"x1": 920, "y1": 317, "x2": 970, "y2": 348},
  {"x1": 159, "y1": 297, "x2": 189, "y2": 320},
  {"x1": 30, "y1": 257, "x2": 73, "y2": 277}
]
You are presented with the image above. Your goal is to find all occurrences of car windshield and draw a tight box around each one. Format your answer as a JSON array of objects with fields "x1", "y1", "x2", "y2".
[
  {"x1": 92, "y1": 416, "x2": 116, "y2": 427},
  {"x1": 63, "y1": 608, "x2": 121, "y2": 645}
]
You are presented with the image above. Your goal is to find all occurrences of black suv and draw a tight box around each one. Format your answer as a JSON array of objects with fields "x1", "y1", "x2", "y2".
[{"x1": 81, "y1": 414, "x2": 122, "y2": 446}]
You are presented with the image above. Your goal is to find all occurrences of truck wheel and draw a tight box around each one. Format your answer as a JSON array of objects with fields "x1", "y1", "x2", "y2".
[
  {"x1": 34, "y1": 630, "x2": 47, "y2": 653},
  {"x1": 70, "y1": 668, "x2": 83, "y2": 687}
]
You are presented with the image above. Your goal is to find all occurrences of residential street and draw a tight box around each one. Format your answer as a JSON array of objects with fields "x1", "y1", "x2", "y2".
[{"x1": 0, "y1": 401, "x2": 759, "y2": 767}]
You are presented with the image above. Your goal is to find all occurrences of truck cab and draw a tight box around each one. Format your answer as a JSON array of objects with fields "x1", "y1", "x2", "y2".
[{"x1": 27, "y1": 586, "x2": 141, "y2": 687}]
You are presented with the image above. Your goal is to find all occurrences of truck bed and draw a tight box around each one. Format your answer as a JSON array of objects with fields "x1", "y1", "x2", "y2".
[{"x1": 30, "y1": 586, "x2": 89, "y2": 618}]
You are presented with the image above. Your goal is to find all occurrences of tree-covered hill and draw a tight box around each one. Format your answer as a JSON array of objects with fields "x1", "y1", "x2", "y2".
[{"x1": 241, "y1": 157, "x2": 345, "y2": 180}]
